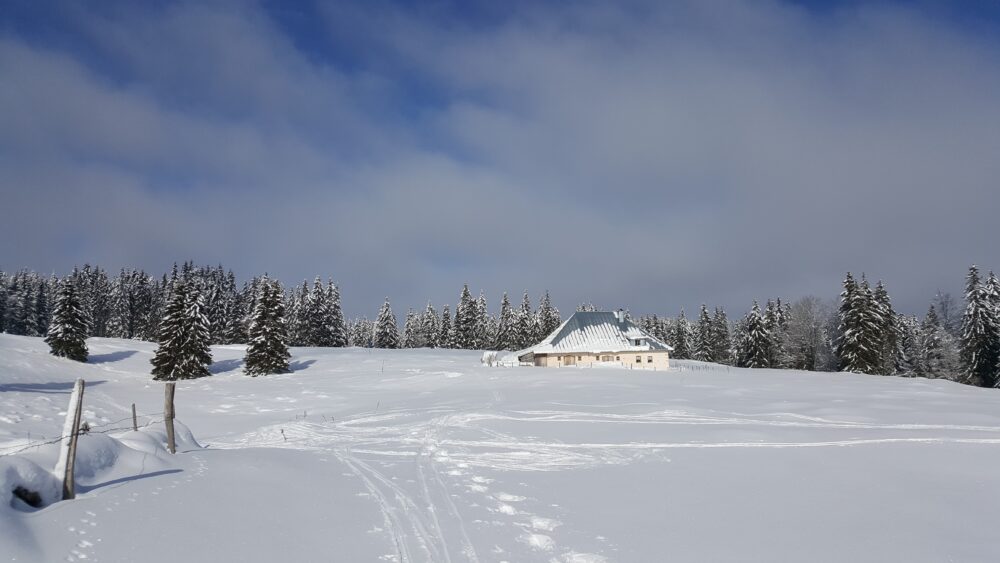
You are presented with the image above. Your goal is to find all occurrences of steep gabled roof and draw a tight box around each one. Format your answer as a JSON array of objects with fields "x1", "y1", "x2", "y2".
[{"x1": 520, "y1": 311, "x2": 672, "y2": 356}]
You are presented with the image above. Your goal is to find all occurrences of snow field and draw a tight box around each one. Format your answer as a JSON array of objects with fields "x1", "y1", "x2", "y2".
[{"x1": 2, "y1": 334, "x2": 1000, "y2": 562}]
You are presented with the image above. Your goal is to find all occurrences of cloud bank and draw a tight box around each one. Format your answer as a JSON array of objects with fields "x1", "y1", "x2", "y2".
[{"x1": 2, "y1": 0, "x2": 999, "y2": 317}]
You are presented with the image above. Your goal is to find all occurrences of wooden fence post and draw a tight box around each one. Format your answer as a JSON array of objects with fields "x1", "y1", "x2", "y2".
[
  {"x1": 54, "y1": 378, "x2": 85, "y2": 500},
  {"x1": 164, "y1": 382, "x2": 176, "y2": 454},
  {"x1": 131, "y1": 403, "x2": 138, "y2": 431}
]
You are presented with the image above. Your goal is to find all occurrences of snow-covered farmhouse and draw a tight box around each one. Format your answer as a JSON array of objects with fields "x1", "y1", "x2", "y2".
[{"x1": 517, "y1": 310, "x2": 673, "y2": 369}]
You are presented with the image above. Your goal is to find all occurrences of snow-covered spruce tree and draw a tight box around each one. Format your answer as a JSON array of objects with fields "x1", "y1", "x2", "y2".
[
  {"x1": 739, "y1": 302, "x2": 771, "y2": 368},
  {"x1": 244, "y1": 279, "x2": 290, "y2": 376},
  {"x1": 285, "y1": 281, "x2": 307, "y2": 346},
  {"x1": 402, "y1": 309, "x2": 418, "y2": 348},
  {"x1": 327, "y1": 281, "x2": 348, "y2": 347},
  {"x1": 535, "y1": 291, "x2": 561, "y2": 340},
  {"x1": 0, "y1": 271, "x2": 8, "y2": 333},
  {"x1": 693, "y1": 304, "x2": 713, "y2": 362},
  {"x1": 349, "y1": 317, "x2": 374, "y2": 348},
  {"x1": 671, "y1": 310, "x2": 693, "y2": 360},
  {"x1": 494, "y1": 293, "x2": 516, "y2": 351},
  {"x1": 515, "y1": 291, "x2": 535, "y2": 348},
  {"x1": 474, "y1": 291, "x2": 490, "y2": 349},
  {"x1": 710, "y1": 307, "x2": 731, "y2": 364},
  {"x1": 894, "y1": 314, "x2": 920, "y2": 377},
  {"x1": 305, "y1": 277, "x2": 335, "y2": 347},
  {"x1": 420, "y1": 302, "x2": 439, "y2": 348},
  {"x1": 4, "y1": 271, "x2": 30, "y2": 335},
  {"x1": 25, "y1": 279, "x2": 40, "y2": 336},
  {"x1": 373, "y1": 298, "x2": 400, "y2": 349},
  {"x1": 959, "y1": 266, "x2": 999, "y2": 387},
  {"x1": 222, "y1": 282, "x2": 249, "y2": 344},
  {"x1": 837, "y1": 273, "x2": 881, "y2": 374},
  {"x1": 763, "y1": 299, "x2": 791, "y2": 369},
  {"x1": 151, "y1": 281, "x2": 213, "y2": 380},
  {"x1": 216, "y1": 270, "x2": 239, "y2": 344},
  {"x1": 871, "y1": 281, "x2": 898, "y2": 375},
  {"x1": 987, "y1": 272, "x2": 1000, "y2": 387},
  {"x1": 454, "y1": 285, "x2": 477, "y2": 349},
  {"x1": 45, "y1": 278, "x2": 89, "y2": 362},
  {"x1": 439, "y1": 305, "x2": 453, "y2": 349}
]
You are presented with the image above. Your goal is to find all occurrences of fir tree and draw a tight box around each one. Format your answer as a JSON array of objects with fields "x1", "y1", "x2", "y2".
[
  {"x1": 454, "y1": 285, "x2": 477, "y2": 349},
  {"x1": 535, "y1": 291, "x2": 561, "y2": 339},
  {"x1": 474, "y1": 292, "x2": 490, "y2": 349},
  {"x1": 4, "y1": 271, "x2": 30, "y2": 335},
  {"x1": 439, "y1": 305, "x2": 453, "y2": 349},
  {"x1": 515, "y1": 292, "x2": 535, "y2": 348},
  {"x1": 244, "y1": 279, "x2": 290, "y2": 376},
  {"x1": 287, "y1": 281, "x2": 309, "y2": 346},
  {"x1": 402, "y1": 309, "x2": 419, "y2": 348},
  {"x1": 0, "y1": 271, "x2": 8, "y2": 333},
  {"x1": 959, "y1": 266, "x2": 999, "y2": 387},
  {"x1": 349, "y1": 317, "x2": 374, "y2": 348},
  {"x1": 494, "y1": 293, "x2": 516, "y2": 350},
  {"x1": 151, "y1": 281, "x2": 213, "y2": 380},
  {"x1": 871, "y1": 281, "x2": 898, "y2": 375},
  {"x1": 305, "y1": 277, "x2": 335, "y2": 346},
  {"x1": 710, "y1": 307, "x2": 731, "y2": 364},
  {"x1": 693, "y1": 304, "x2": 712, "y2": 362},
  {"x1": 373, "y1": 298, "x2": 400, "y2": 349},
  {"x1": 986, "y1": 272, "x2": 1000, "y2": 387},
  {"x1": 327, "y1": 281, "x2": 348, "y2": 347},
  {"x1": 223, "y1": 282, "x2": 249, "y2": 344},
  {"x1": 740, "y1": 302, "x2": 770, "y2": 368},
  {"x1": 420, "y1": 302, "x2": 439, "y2": 348},
  {"x1": 837, "y1": 273, "x2": 881, "y2": 374},
  {"x1": 45, "y1": 278, "x2": 89, "y2": 362},
  {"x1": 671, "y1": 310, "x2": 693, "y2": 360}
]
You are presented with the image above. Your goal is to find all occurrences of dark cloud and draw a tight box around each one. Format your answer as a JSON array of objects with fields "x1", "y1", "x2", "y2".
[{"x1": 1, "y1": 1, "x2": 999, "y2": 318}]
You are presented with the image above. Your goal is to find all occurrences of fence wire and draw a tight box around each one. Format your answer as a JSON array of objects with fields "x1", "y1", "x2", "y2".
[{"x1": 0, "y1": 412, "x2": 164, "y2": 458}]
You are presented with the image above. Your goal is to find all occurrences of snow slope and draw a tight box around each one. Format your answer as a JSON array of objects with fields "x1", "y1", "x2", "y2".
[{"x1": 2, "y1": 333, "x2": 1000, "y2": 562}]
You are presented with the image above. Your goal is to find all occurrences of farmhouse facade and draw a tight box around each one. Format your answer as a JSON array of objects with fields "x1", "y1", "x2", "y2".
[{"x1": 517, "y1": 310, "x2": 672, "y2": 369}]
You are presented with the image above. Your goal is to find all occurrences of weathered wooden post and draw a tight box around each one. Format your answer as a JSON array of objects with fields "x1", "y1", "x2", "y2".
[
  {"x1": 54, "y1": 378, "x2": 85, "y2": 500},
  {"x1": 164, "y1": 382, "x2": 176, "y2": 454},
  {"x1": 131, "y1": 403, "x2": 138, "y2": 432}
]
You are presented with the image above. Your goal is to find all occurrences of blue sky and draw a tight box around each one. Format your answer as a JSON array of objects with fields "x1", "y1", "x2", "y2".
[{"x1": 2, "y1": 0, "x2": 1000, "y2": 318}]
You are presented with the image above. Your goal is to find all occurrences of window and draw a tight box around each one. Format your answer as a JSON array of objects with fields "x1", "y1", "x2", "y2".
[
  {"x1": 635, "y1": 356, "x2": 642, "y2": 363},
  {"x1": 635, "y1": 339, "x2": 642, "y2": 346},
  {"x1": 647, "y1": 356, "x2": 653, "y2": 363},
  {"x1": 577, "y1": 356, "x2": 582, "y2": 361},
  {"x1": 616, "y1": 356, "x2": 620, "y2": 361}
]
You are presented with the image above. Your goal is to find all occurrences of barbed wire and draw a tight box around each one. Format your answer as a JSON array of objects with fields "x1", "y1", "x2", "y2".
[{"x1": 0, "y1": 413, "x2": 165, "y2": 458}]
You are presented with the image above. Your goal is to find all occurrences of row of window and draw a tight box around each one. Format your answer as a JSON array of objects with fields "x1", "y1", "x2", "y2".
[{"x1": 560, "y1": 355, "x2": 655, "y2": 363}]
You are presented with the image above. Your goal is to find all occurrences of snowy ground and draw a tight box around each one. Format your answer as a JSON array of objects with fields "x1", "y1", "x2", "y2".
[{"x1": 3, "y1": 334, "x2": 1000, "y2": 562}]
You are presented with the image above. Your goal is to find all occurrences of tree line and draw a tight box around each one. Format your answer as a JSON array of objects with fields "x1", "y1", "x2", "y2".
[
  {"x1": 7, "y1": 261, "x2": 1000, "y2": 388},
  {"x1": 636, "y1": 266, "x2": 997, "y2": 387},
  {"x1": 1, "y1": 262, "x2": 561, "y2": 378}
]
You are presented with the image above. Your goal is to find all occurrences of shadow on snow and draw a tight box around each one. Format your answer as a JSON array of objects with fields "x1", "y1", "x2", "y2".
[
  {"x1": 88, "y1": 350, "x2": 138, "y2": 364},
  {"x1": 78, "y1": 469, "x2": 184, "y2": 494}
]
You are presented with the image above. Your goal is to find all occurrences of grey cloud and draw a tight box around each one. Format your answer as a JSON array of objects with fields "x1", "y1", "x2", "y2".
[{"x1": 1, "y1": 0, "x2": 999, "y2": 319}]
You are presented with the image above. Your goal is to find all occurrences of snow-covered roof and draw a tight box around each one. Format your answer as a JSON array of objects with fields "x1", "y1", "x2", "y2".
[{"x1": 518, "y1": 311, "x2": 673, "y2": 357}]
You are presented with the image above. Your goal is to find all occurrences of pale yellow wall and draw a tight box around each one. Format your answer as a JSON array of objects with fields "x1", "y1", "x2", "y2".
[{"x1": 535, "y1": 351, "x2": 670, "y2": 370}]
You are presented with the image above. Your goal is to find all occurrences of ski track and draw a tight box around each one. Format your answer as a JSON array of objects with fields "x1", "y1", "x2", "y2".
[{"x1": 210, "y1": 406, "x2": 1000, "y2": 561}]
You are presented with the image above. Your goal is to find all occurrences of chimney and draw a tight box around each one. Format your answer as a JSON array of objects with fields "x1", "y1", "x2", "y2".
[{"x1": 615, "y1": 309, "x2": 625, "y2": 323}]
